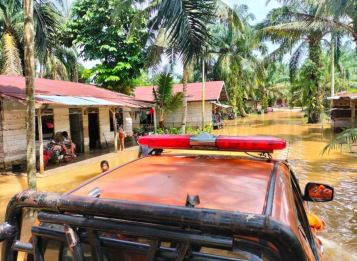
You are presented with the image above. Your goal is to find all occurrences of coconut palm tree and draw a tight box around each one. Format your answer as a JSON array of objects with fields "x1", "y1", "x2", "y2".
[
  {"x1": 122, "y1": 0, "x2": 242, "y2": 132},
  {"x1": 24, "y1": 0, "x2": 36, "y2": 189},
  {"x1": 0, "y1": 0, "x2": 61, "y2": 77},
  {"x1": 153, "y1": 72, "x2": 183, "y2": 128},
  {"x1": 211, "y1": 5, "x2": 266, "y2": 116},
  {"x1": 259, "y1": 4, "x2": 327, "y2": 123}
]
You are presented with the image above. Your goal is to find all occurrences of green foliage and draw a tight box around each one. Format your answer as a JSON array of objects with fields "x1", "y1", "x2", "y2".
[
  {"x1": 208, "y1": 5, "x2": 265, "y2": 116},
  {"x1": 323, "y1": 128, "x2": 357, "y2": 154},
  {"x1": 151, "y1": 0, "x2": 216, "y2": 66},
  {"x1": 292, "y1": 59, "x2": 323, "y2": 123},
  {"x1": 65, "y1": 0, "x2": 147, "y2": 94},
  {"x1": 156, "y1": 125, "x2": 212, "y2": 135},
  {"x1": 0, "y1": 0, "x2": 62, "y2": 76},
  {"x1": 132, "y1": 71, "x2": 154, "y2": 86},
  {"x1": 153, "y1": 72, "x2": 183, "y2": 127}
]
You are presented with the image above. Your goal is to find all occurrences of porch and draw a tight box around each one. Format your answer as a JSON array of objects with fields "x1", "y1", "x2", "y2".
[{"x1": 328, "y1": 93, "x2": 357, "y2": 130}]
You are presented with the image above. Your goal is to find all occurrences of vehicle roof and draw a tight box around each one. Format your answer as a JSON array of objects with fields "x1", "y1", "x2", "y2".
[{"x1": 70, "y1": 155, "x2": 276, "y2": 214}]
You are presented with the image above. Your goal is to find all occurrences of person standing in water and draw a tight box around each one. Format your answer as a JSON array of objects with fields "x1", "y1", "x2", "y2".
[
  {"x1": 118, "y1": 126, "x2": 126, "y2": 151},
  {"x1": 100, "y1": 160, "x2": 109, "y2": 173}
]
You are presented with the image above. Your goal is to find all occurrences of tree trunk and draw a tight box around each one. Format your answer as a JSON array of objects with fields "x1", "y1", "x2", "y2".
[
  {"x1": 159, "y1": 111, "x2": 165, "y2": 129},
  {"x1": 307, "y1": 34, "x2": 322, "y2": 124},
  {"x1": 181, "y1": 66, "x2": 189, "y2": 134},
  {"x1": 24, "y1": 0, "x2": 37, "y2": 190},
  {"x1": 72, "y1": 63, "x2": 79, "y2": 82},
  {"x1": 236, "y1": 88, "x2": 247, "y2": 117},
  {"x1": 1, "y1": 33, "x2": 23, "y2": 76}
]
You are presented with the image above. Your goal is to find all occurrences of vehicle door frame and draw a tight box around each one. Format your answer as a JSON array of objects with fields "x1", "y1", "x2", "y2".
[{"x1": 290, "y1": 170, "x2": 320, "y2": 261}]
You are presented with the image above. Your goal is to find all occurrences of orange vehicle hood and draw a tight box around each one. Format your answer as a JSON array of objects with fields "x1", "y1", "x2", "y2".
[{"x1": 70, "y1": 155, "x2": 274, "y2": 214}]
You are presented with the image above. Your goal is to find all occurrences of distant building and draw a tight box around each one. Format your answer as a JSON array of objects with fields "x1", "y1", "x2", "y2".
[
  {"x1": 328, "y1": 92, "x2": 357, "y2": 130},
  {"x1": 134, "y1": 81, "x2": 229, "y2": 128},
  {"x1": 0, "y1": 76, "x2": 151, "y2": 172}
]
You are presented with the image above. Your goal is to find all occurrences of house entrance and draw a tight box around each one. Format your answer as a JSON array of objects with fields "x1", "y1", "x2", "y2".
[
  {"x1": 88, "y1": 108, "x2": 100, "y2": 150},
  {"x1": 69, "y1": 109, "x2": 84, "y2": 153}
]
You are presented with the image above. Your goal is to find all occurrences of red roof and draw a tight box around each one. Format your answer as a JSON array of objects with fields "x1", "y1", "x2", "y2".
[
  {"x1": 0, "y1": 75, "x2": 151, "y2": 108},
  {"x1": 134, "y1": 81, "x2": 226, "y2": 102},
  {"x1": 337, "y1": 91, "x2": 357, "y2": 98}
]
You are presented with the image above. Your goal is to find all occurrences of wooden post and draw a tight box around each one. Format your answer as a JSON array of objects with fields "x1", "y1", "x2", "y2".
[
  {"x1": 351, "y1": 99, "x2": 356, "y2": 128},
  {"x1": 201, "y1": 58, "x2": 205, "y2": 130},
  {"x1": 37, "y1": 109, "x2": 44, "y2": 174},
  {"x1": 153, "y1": 107, "x2": 157, "y2": 134},
  {"x1": 112, "y1": 108, "x2": 118, "y2": 152}
]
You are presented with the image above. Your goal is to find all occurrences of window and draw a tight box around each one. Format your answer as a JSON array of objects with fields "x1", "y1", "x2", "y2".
[
  {"x1": 291, "y1": 173, "x2": 319, "y2": 259},
  {"x1": 36, "y1": 109, "x2": 54, "y2": 140}
]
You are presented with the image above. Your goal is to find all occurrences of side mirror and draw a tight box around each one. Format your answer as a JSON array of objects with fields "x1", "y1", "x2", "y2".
[{"x1": 304, "y1": 182, "x2": 334, "y2": 202}]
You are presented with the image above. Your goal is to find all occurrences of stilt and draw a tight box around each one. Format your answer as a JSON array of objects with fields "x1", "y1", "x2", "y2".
[{"x1": 111, "y1": 108, "x2": 118, "y2": 152}]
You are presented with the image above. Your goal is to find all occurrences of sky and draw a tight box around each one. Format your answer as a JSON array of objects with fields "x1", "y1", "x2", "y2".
[{"x1": 222, "y1": 0, "x2": 281, "y2": 23}]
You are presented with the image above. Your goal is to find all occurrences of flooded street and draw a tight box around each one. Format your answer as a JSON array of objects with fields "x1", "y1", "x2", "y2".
[
  {"x1": 0, "y1": 110, "x2": 356, "y2": 260},
  {"x1": 213, "y1": 110, "x2": 357, "y2": 259}
]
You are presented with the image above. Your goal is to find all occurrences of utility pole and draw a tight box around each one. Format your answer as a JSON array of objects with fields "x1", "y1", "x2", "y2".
[
  {"x1": 24, "y1": 0, "x2": 37, "y2": 189},
  {"x1": 201, "y1": 58, "x2": 205, "y2": 130}
]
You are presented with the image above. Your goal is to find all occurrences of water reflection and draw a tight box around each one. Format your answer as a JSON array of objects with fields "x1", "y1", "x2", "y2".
[{"x1": 213, "y1": 110, "x2": 357, "y2": 260}]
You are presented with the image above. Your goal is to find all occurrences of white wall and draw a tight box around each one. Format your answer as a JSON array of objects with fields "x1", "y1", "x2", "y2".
[
  {"x1": 53, "y1": 108, "x2": 70, "y2": 135},
  {"x1": 123, "y1": 109, "x2": 133, "y2": 136},
  {"x1": 99, "y1": 107, "x2": 114, "y2": 147},
  {"x1": 164, "y1": 101, "x2": 212, "y2": 128},
  {"x1": 2, "y1": 99, "x2": 27, "y2": 168}
]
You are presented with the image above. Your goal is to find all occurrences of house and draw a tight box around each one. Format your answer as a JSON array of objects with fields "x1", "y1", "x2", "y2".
[
  {"x1": 0, "y1": 76, "x2": 152, "y2": 172},
  {"x1": 134, "y1": 81, "x2": 228, "y2": 128},
  {"x1": 328, "y1": 92, "x2": 357, "y2": 130}
]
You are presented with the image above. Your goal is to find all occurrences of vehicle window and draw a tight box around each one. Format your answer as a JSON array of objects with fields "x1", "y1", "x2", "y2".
[
  {"x1": 37, "y1": 233, "x2": 278, "y2": 261},
  {"x1": 290, "y1": 173, "x2": 319, "y2": 259}
]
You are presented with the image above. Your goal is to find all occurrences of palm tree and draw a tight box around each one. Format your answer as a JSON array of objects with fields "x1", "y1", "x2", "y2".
[
  {"x1": 211, "y1": 5, "x2": 265, "y2": 116},
  {"x1": 24, "y1": 0, "x2": 36, "y2": 189},
  {"x1": 0, "y1": 0, "x2": 24, "y2": 75},
  {"x1": 260, "y1": 4, "x2": 326, "y2": 123},
  {"x1": 153, "y1": 72, "x2": 183, "y2": 128},
  {"x1": 0, "y1": 0, "x2": 61, "y2": 77},
  {"x1": 123, "y1": 0, "x2": 242, "y2": 133}
]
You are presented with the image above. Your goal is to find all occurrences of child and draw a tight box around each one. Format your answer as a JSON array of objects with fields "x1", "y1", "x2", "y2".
[
  {"x1": 100, "y1": 160, "x2": 109, "y2": 173},
  {"x1": 118, "y1": 126, "x2": 126, "y2": 151}
]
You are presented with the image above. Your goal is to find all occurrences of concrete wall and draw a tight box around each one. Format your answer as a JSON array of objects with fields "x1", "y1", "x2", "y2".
[
  {"x1": 132, "y1": 110, "x2": 141, "y2": 129},
  {"x1": 164, "y1": 101, "x2": 212, "y2": 128},
  {"x1": 53, "y1": 108, "x2": 70, "y2": 135},
  {"x1": 123, "y1": 108, "x2": 133, "y2": 136},
  {"x1": 82, "y1": 109, "x2": 90, "y2": 152},
  {"x1": 99, "y1": 107, "x2": 114, "y2": 148}
]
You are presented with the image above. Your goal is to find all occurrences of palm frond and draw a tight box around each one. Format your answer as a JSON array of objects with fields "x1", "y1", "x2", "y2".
[
  {"x1": 322, "y1": 128, "x2": 357, "y2": 154},
  {"x1": 33, "y1": 1, "x2": 61, "y2": 62},
  {"x1": 289, "y1": 42, "x2": 307, "y2": 80},
  {"x1": 154, "y1": 0, "x2": 216, "y2": 66}
]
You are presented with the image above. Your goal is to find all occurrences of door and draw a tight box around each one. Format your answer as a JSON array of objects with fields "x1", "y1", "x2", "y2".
[
  {"x1": 88, "y1": 108, "x2": 100, "y2": 150},
  {"x1": 69, "y1": 109, "x2": 84, "y2": 153}
]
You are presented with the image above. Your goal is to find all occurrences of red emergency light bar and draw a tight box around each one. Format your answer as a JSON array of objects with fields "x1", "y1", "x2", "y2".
[{"x1": 138, "y1": 134, "x2": 286, "y2": 152}]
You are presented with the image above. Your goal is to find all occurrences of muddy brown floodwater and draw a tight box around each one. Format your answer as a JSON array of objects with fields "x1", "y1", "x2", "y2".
[
  {"x1": 0, "y1": 110, "x2": 356, "y2": 260},
  {"x1": 212, "y1": 110, "x2": 357, "y2": 260}
]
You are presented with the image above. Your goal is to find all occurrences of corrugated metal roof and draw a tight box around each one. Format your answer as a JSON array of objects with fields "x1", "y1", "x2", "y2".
[
  {"x1": 0, "y1": 75, "x2": 152, "y2": 108},
  {"x1": 134, "y1": 81, "x2": 226, "y2": 102},
  {"x1": 37, "y1": 95, "x2": 122, "y2": 106}
]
